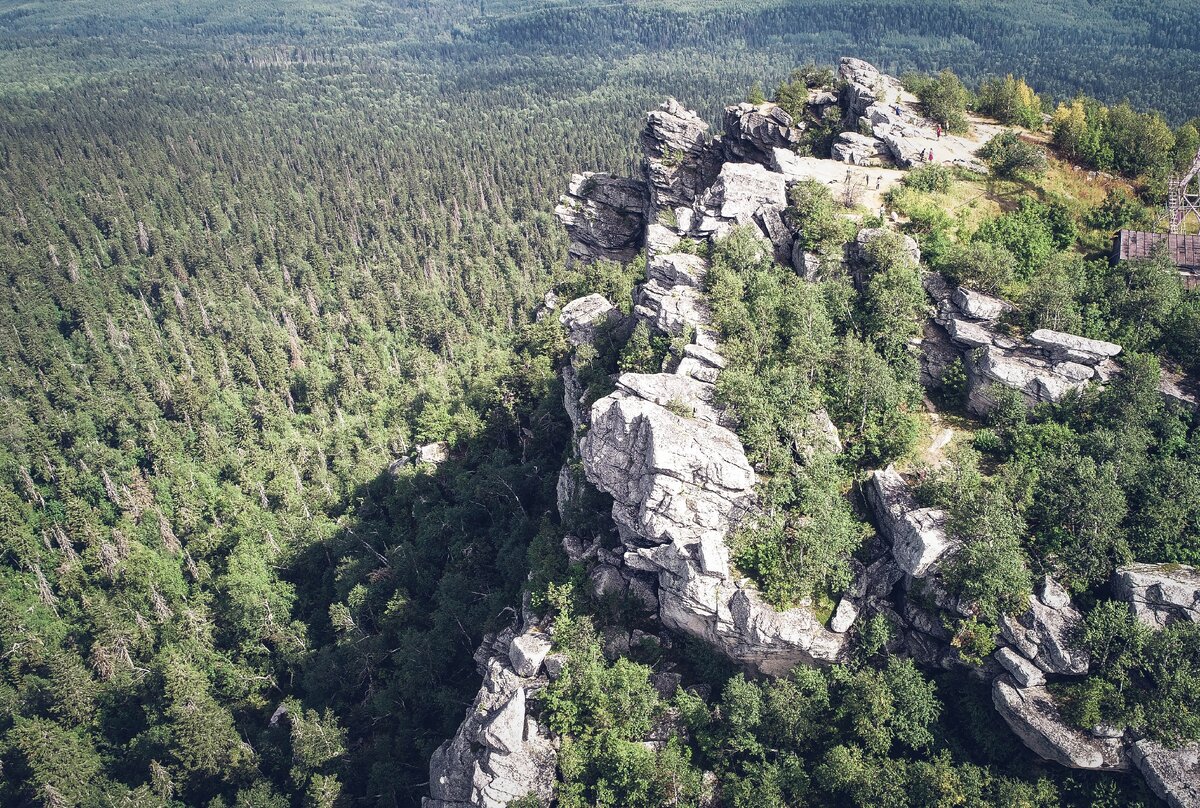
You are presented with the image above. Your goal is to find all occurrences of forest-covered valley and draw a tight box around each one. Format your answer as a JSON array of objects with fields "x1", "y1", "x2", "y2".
[{"x1": 1, "y1": 2, "x2": 1199, "y2": 807}]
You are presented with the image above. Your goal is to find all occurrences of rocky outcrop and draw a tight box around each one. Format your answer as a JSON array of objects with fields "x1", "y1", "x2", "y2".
[
  {"x1": 560, "y1": 293, "x2": 619, "y2": 348},
  {"x1": 562, "y1": 233, "x2": 853, "y2": 672},
  {"x1": 642, "y1": 98, "x2": 721, "y2": 227},
  {"x1": 992, "y1": 676, "x2": 1130, "y2": 771},
  {"x1": 581, "y1": 372, "x2": 850, "y2": 672},
  {"x1": 556, "y1": 173, "x2": 648, "y2": 262},
  {"x1": 696, "y1": 162, "x2": 787, "y2": 234},
  {"x1": 866, "y1": 466, "x2": 955, "y2": 578},
  {"x1": 722, "y1": 102, "x2": 804, "y2": 166},
  {"x1": 838, "y1": 57, "x2": 902, "y2": 130},
  {"x1": 1132, "y1": 740, "x2": 1200, "y2": 808},
  {"x1": 999, "y1": 576, "x2": 1088, "y2": 676},
  {"x1": 930, "y1": 280, "x2": 1122, "y2": 414},
  {"x1": 831, "y1": 131, "x2": 889, "y2": 165},
  {"x1": 425, "y1": 627, "x2": 557, "y2": 808},
  {"x1": 953, "y1": 287, "x2": 1011, "y2": 321},
  {"x1": 1113, "y1": 563, "x2": 1200, "y2": 629},
  {"x1": 995, "y1": 646, "x2": 1046, "y2": 688},
  {"x1": 634, "y1": 253, "x2": 712, "y2": 341}
]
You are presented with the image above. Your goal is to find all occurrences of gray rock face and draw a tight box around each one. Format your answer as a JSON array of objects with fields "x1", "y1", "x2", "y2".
[
  {"x1": 1029, "y1": 329, "x2": 1122, "y2": 362},
  {"x1": 1160, "y1": 370, "x2": 1200, "y2": 412},
  {"x1": 417, "y1": 442, "x2": 449, "y2": 465},
  {"x1": 649, "y1": 252, "x2": 706, "y2": 288},
  {"x1": 838, "y1": 57, "x2": 901, "y2": 128},
  {"x1": 878, "y1": 127, "x2": 935, "y2": 169},
  {"x1": 560, "y1": 294, "x2": 618, "y2": 348},
  {"x1": 866, "y1": 467, "x2": 956, "y2": 577},
  {"x1": 697, "y1": 162, "x2": 788, "y2": 231},
  {"x1": 555, "y1": 172, "x2": 648, "y2": 263},
  {"x1": 644, "y1": 98, "x2": 710, "y2": 159},
  {"x1": 425, "y1": 628, "x2": 557, "y2": 808},
  {"x1": 931, "y1": 285, "x2": 1123, "y2": 414},
  {"x1": 509, "y1": 631, "x2": 553, "y2": 678},
  {"x1": 642, "y1": 98, "x2": 720, "y2": 216},
  {"x1": 581, "y1": 384, "x2": 850, "y2": 671},
  {"x1": 952, "y1": 287, "x2": 1011, "y2": 321},
  {"x1": 831, "y1": 131, "x2": 889, "y2": 165},
  {"x1": 796, "y1": 408, "x2": 843, "y2": 460},
  {"x1": 1132, "y1": 739, "x2": 1200, "y2": 808},
  {"x1": 830, "y1": 598, "x2": 860, "y2": 633},
  {"x1": 615, "y1": 372, "x2": 721, "y2": 424},
  {"x1": 920, "y1": 320, "x2": 960, "y2": 389},
  {"x1": 992, "y1": 676, "x2": 1130, "y2": 771},
  {"x1": 557, "y1": 464, "x2": 579, "y2": 520},
  {"x1": 635, "y1": 253, "x2": 711, "y2": 338},
  {"x1": 581, "y1": 383, "x2": 754, "y2": 545},
  {"x1": 999, "y1": 579, "x2": 1088, "y2": 676},
  {"x1": 1113, "y1": 563, "x2": 1200, "y2": 629},
  {"x1": 756, "y1": 203, "x2": 794, "y2": 265},
  {"x1": 637, "y1": 281, "x2": 708, "y2": 339},
  {"x1": 995, "y1": 646, "x2": 1046, "y2": 688},
  {"x1": 723, "y1": 102, "x2": 804, "y2": 166}
]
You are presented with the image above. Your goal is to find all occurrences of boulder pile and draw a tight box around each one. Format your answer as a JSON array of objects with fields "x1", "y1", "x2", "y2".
[
  {"x1": 424, "y1": 626, "x2": 557, "y2": 808},
  {"x1": 926, "y1": 274, "x2": 1122, "y2": 414}
]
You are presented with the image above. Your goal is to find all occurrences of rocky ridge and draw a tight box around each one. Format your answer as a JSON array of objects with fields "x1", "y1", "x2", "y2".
[{"x1": 429, "y1": 57, "x2": 1200, "y2": 807}]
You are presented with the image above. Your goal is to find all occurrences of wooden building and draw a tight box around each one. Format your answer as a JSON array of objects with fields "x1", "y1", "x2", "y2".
[{"x1": 1112, "y1": 229, "x2": 1200, "y2": 290}]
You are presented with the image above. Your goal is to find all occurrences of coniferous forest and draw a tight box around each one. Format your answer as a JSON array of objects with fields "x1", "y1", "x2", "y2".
[{"x1": 1, "y1": 1, "x2": 1199, "y2": 806}]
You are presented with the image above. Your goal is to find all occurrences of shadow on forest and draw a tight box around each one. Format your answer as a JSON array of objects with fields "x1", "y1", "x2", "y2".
[{"x1": 280, "y1": 390, "x2": 572, "y2": 806}]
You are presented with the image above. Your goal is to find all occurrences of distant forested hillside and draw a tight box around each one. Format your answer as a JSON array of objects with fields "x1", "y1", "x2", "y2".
[
  {"x1": 2, "y1": 0, "x2": 1199, "y2": 118},
  {"x1": 0, "y1": 1, "x2": 1197, "y2": 806}
]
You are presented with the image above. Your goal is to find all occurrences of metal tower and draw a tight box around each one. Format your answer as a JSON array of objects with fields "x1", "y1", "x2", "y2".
[{"x1": 1169, "y1": 145, "x2": 1200, "y2": 234}]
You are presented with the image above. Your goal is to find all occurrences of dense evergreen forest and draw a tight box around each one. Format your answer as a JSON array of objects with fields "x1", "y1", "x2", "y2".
[{"x1": 1, "y1": 1, "x2": 1199, "y2": 806}]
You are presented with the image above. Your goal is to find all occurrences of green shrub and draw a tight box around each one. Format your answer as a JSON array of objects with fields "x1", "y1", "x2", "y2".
[
  {"x1": 1086, "y1": 188, "x2": 1152, "y2": 231},
  {"x1": 903, "y1": 163, "x2": 953, "y2": 194},
  {"x1": 939, "y1": 358, "x2": 969, "y2": 407},
  {"x1": 976, "y1": 75, "x2": 1043, "y2": 129},
  {"x1": 978, "y1": 130, "x2": 1047, "y2": 179},
  {"x1": 971, "y1": 428, "x2": 1003, "y2": 454},
  {"x1": 972, "y1": 197, "x2": 1069, "y2": 277},
  {"x1": 902, "y1": 69, "x2": 971, "y2": 133},
  {"x1": 787, "y1": 180, "x2": 856, "y2": 256},
  {"x1": 936, "y1": 241, "x2": 1018, "y2": 294}
]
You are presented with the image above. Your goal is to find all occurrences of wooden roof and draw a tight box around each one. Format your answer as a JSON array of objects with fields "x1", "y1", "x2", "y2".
[{"x1": 1114, "y1": 229, "x2": 1200, "y2": 270}]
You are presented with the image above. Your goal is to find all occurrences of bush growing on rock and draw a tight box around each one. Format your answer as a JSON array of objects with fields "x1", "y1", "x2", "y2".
[
  {"x1": 703, "y1": 225, "x2": 925, "y2": 604},
  {"x1": 1019, "y1": 252, "x2": 1085, "y2": 333},
  {"x1": 921, "y1": 448, "x2": 1033, "y2": 623},
  {"x1": 903, "y1": 68, "x2": 971, "y2": 133},
  {"x1": 860, "y1": 230, "x2": 927, "y2": 365},
  {"x1": 787, "y1": 180, "x2": 856, "y2": 257},
  {"x1": 542, "y1": 611, "x2": 707, "y2": 807},
  {"x1": 618, "y1": 320, "x2": 668, "y2": 373},
  {"x1": 1058, "y1": 602, "x2": 1200, "y2": 746},
  {"x1": 936, "y1": 241, "x2": 1018, "y2": 295}
]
